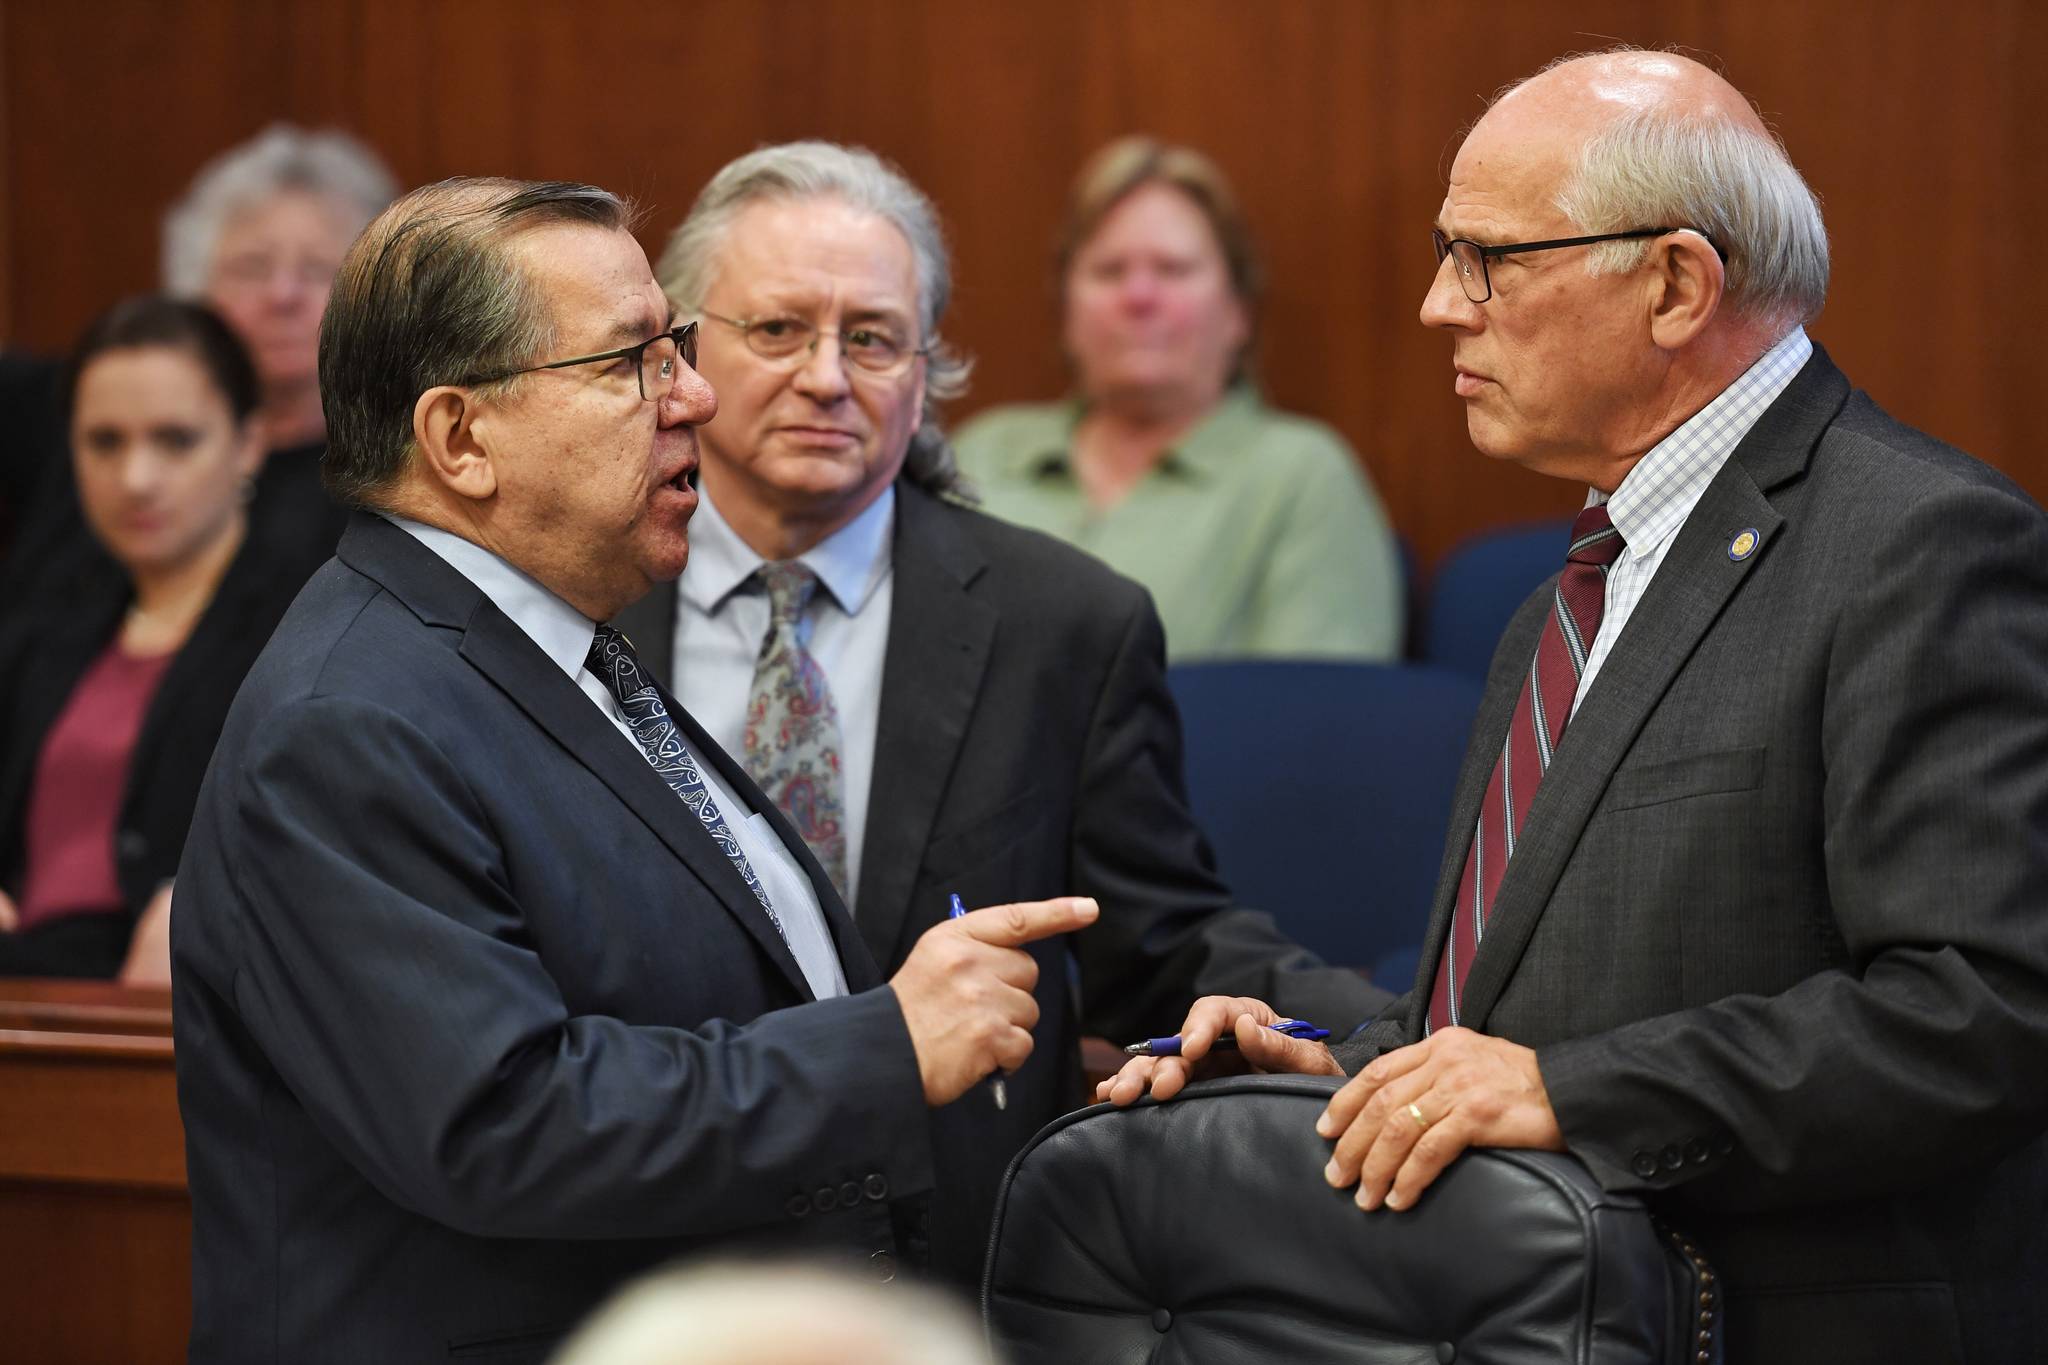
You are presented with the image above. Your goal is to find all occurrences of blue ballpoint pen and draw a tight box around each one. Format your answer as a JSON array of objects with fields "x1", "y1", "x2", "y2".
[
  {"x1": 948, "y1": 893, "x2": 1008, "y2": 1110},
  {"x1": 1122, "y1": 1018, "x2": 1332, "y2": 1057}
]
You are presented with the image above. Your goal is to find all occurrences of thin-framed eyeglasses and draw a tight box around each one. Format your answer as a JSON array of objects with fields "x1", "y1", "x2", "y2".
[
  {"x1": 1431, "y1": 227, "x2": 1722, "y2": 304},
  {"x1": 469, "y1": 321, "x2": 698, "y2": 402},
  {"x1": 694, "y1": 306, "x2": 929, "y2": 377}
]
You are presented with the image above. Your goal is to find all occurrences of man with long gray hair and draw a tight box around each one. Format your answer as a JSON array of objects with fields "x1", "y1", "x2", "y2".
[
  {"x1": 1100, "y1": 49, "x2": 2048, "y2": 1362},
  {"x1": 616, "y1": 141, "x2": 1388, "y2": 1281}
]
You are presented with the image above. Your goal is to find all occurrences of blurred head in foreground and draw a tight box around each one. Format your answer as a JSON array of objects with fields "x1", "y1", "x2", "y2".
[{"x1": 551, "y1": 1261, "x2": 996, "y2": 1365}]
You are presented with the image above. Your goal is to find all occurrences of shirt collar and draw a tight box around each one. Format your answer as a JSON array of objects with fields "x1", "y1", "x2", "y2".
[
  {"x1": 1592, "y1": 326, "x2": 1813, "y2": 559},
  {"x1": 383, "y1": 514, "x2": 599, "y2": 682},
  {"x1": 1010, "y1": 384, "x2": 1262, "y2": 483},
  {"x1": 679, "y1": 480, "x2": 895, "y2": 617}
]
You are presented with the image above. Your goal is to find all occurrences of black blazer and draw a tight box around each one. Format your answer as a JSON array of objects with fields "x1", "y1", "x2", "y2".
[
  {"x1": 618, "y1": 480, "x2": 1389, "y2": 1280},
  {"x1": 173, "y1": 514, "x2": 937, "y2": 1364},
  {"x1": 1339, "y1": 349, "x2": 2048, "y2": 1363},
  {"x1": 0, "y1": 527, "x2": 311, "y2": 976}
]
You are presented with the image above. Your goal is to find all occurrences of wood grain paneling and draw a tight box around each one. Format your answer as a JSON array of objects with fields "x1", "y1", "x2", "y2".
[{"x1": 3, "y1": 0, "x2": 2040, "y2": 564}]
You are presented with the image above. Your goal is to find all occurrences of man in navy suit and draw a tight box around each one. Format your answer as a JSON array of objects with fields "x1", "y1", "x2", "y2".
[{"x1": 170, "y1": 176, "x2": 1094, "y2": 1364}]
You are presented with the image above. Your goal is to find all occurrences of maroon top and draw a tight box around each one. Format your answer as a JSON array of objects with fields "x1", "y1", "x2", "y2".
[{"x1": 16, "y1": 639, "x2": 175, "y2": 930}]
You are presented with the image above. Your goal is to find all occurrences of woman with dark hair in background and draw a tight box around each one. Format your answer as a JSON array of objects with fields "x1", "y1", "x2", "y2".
[
  {"x1": 0, "y1": 297, "x2": 308, "y2": 981},
  {"x1": 955, "y1": 136, "x2": 1403, "y2": 663}
]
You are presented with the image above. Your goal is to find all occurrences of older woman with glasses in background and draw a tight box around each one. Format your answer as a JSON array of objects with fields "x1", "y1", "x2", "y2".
[
  {"x1": 0, "y1": 297, "x2": 309, "y2": 982},
  {"x1": 954, "y1": 136, "x2": 1402, "y2": 663},
  {"x1": 162, "y1": 123, "x2": 397, "y2": 556}
]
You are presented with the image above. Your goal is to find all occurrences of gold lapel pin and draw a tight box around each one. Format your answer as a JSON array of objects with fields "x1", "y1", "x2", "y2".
[{"x1": 1728, "y1": 528, "x2": 1760, "y2": 562}]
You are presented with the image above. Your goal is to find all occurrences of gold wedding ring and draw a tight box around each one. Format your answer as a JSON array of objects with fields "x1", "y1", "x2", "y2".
[{"x1": 1407, "y1": 1102, "x2": 1431, "y2": 1131}]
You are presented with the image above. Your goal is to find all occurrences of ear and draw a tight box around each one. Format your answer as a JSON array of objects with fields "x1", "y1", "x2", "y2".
[
  {"x1": 231, "y1": 419, "x2": 265, "y2": 481},
  {"x1": 412, "y1": 385, "x2": 499, "y2": 502},
  {"x1": 1646, "y1": 230, "x2": 1726, "y2": 351}
]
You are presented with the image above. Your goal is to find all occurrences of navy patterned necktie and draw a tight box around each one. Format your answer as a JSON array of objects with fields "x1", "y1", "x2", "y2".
[
  {"x1": 1426, "y1": 505, "x2": 1625, "y2": 1034},
  {"x1": 585, "y1": 623, "x2": 787, "y2": 943}
]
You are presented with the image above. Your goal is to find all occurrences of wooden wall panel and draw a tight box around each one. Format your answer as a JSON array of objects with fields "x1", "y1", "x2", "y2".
[{"x1": 3, "y1": 0, "x2": 2040, "y2": 565}]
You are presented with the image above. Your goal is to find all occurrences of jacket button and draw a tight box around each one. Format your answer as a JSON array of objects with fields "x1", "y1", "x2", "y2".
[
  {"x1": 869, "y1": 1250, "x2": 895, "y2": 1283},
  {"x1": 117, "y1": 829, "x2": 149, "y2": 860},
  {"x1": 863, "y1": 1173, "x2": 889, "y2": 1201},
  {"x1": 1151, "y1": 1309, "x2": 1172, "y2": 1333},
  {"x1": 785, "y1": 1194, "x2": 811, "y2": 1219},
  {"x1": 1660, "y1": 1144, "x2": 1684, "y2": 1171},
  {"x1": 814, "y1": 1186, "x2": 838, "y2": 1212},
  {"x1": 1631, "y1": 1151, "x2": 1659, "y2": 1179},
  {"x1": 1713, "y1": 1134, "x2": 1735, "y2": 1156},
  {"x1": 1435, "y1": 1345, "x2": 1457, "y2": 1364},
  {"x1": 838, "y1": 1180, "x2": 862, "y2": 1209},
  {"x1": 1684, "y1": 1138, "x2": 1710, "y2": 1165}
]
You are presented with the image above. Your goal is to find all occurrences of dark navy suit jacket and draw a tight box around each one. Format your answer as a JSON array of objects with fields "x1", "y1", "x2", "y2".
[{"x1": 172, "y1": 515, "x2": 933, "y2": 1364}]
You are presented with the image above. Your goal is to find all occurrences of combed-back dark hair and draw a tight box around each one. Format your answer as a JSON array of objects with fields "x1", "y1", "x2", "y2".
[
  {"x1": 63, "y1": 294, "x2": 260, "y2": 424},
  {"x1": 318, "y1": 176, "x2": 635, "y2": 509}
]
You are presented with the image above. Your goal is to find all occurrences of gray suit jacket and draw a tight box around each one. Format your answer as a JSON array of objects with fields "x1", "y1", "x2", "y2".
[
  {"x1": 1342, "y1": 349, "x2": 2048, "y2": 1363},
  {"x1": 619, "y1": 480, "x2": 1388, "y2": 1280}
]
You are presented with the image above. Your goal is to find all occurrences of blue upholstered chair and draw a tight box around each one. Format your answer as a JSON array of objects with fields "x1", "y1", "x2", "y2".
[
  {"x1": 1419, "y1": 518, "x2": 1575, "y2": 678},
  {"x1": 1167, "y1": 661, "x2": 1481, "y2": 986}
]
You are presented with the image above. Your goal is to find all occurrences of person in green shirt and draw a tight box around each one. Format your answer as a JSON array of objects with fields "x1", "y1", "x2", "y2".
[{"x1": 954, "y1": 136, "x2": 1403, "y2": 663}]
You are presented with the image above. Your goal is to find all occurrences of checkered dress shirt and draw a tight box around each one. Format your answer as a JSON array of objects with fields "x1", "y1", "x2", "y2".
[{"x1": 1573, "y1": 327, "x2": 1813, "y2": 714}]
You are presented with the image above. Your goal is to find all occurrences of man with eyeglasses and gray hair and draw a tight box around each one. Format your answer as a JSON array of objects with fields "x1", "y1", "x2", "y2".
[
  {"x1": 171, "y1": 173, "x2": 1099, "y2": 1363},
  {"x1": 1099, "y1": 48, "x2": 2048, "y2": 1362},
  {"x1": 615, "y1": 141, "x2": 1389, "y2": 1282}
]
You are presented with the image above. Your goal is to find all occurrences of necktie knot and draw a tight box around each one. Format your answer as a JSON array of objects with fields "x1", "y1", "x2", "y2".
[
  {"x1": 586, "y1": 622, "x2": 646, "y2": 703},
  {"x1": 756, "y1": 561, "x2": 820, "y2": 628},
  {"x1": 1566, "y1": 505, "x2": 1626, "y2": 568}
]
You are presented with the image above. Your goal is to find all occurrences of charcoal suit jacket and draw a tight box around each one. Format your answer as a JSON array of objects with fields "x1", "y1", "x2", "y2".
[
  {"x1": 617, "y1": 479, "x2": 1388, "y2": 1280},
  {"x1": 1341, "y1": 348, "x2": 2048, "y2": 1364},
  {"x1": 172, "y1": 514, "x2": 935, "y2": 1364}
]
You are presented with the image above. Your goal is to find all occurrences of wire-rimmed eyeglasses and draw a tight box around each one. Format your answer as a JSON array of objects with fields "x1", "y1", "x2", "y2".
[
  {"x1": 695, "y1": 307, "x2": 929, "y2": 377},
  {"x1": 1431, "y1": 227, "x2": 1721, "y2": 304},
  {"x1": 469, "y1": 321, "x2": 699, "y2": 401}
]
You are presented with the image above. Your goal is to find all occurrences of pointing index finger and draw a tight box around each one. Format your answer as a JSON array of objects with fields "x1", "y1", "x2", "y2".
[{"x1": 958, "y1": 897, "x2": 1100, "y2": 947}]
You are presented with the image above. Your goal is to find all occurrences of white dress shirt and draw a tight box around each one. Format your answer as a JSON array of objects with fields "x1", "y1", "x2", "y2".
[
  {"x1": 669, "y1": 484, "x2": 895, "y2": 913},
  {"x1": 1574, "y1": 327, "x2": 1813, "y2": 713},
  {"x1": 386, "y1": 514, "x2": 847, "y2": 999}
]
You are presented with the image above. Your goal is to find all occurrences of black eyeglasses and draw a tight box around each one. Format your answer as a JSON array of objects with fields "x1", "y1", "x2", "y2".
[
  {"x1": 469, "y1": 321, "x2": 699, "y2": 401},
  {"x1": 1431, "y1": 227, "x2": 1721, "y2": 304}
]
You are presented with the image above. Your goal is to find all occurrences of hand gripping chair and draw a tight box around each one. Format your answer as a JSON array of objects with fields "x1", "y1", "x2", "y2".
[{"x1": 984, "y1": 1075, "x2": 1721, "y2": 1365}]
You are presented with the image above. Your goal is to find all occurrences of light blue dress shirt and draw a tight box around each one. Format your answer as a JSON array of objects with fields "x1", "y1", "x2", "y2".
[
  {"x1": 387, "y1": 514, "x2": 848, "y2": 999},
  {"x1": 668, "y1": 484, "x2": 895, "y2": 914}
]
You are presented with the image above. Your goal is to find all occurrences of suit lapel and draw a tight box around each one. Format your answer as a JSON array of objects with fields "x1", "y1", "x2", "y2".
[
  {"x1": 1440, "y1": 350, "x2": 1854, "y2": 1031},
  {"x1": 339, "y1": 516, "x2": 815, "y2": 998},
  {"x1": 1404, "y1": 598, "x2": 1552, "y2": 1036},
  {"x1": 854, "y1": 484, "x2": 996, "y2": 968},
  {"x1": 664, "y1": 685, "x2": 884, "y2": 993}
]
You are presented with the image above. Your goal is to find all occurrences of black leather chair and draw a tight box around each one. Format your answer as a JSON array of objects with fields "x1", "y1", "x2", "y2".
[{"x1": 984, "y1": 1075, "x2": 1720, "y2": 1365}]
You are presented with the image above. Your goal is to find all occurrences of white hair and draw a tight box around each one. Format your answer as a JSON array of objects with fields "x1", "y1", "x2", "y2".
[
  {"x1": 1557, "y1": 105, "x2": 1830, "y2": 331},
  {"x1": 161, "y1": 123, "x2": 397, "y2": 295},
  {"x1": 1497, "y1": 49, "x2": 1831, "y2": 333},
  {"x1": 656, "y1": 141, "x2": 972, "y2": 497},
  {"x1": 548, "y1": 1261, "x2": 995, "y2": 1365}
]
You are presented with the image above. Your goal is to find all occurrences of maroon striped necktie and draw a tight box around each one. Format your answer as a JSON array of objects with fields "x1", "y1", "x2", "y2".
[{"x1": 1426, "y1": 505, "x2": 1626, "y2": 1034}]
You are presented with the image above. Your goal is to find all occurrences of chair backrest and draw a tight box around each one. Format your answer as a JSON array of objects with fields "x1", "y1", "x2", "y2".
[
  {"x1": 1167, "y1": 661, "x2": 1481, "y2": 978},
  {"x1": 1420, "y1": 518, "x2": 1574, "y2": 678},
  {"x1": 985, "y1": 1074, "x2": 1721, "y2": 1365}
]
